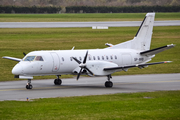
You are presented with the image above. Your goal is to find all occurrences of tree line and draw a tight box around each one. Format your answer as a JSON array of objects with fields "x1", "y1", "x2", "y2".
[
  {"x1": 1, "y1": 0, "x2": 180, "y2": 7},
  {"x1": 0, "y1": 5, "x2": 180, "y2": 13},
  {"x1": 0, "y1": 6, "x2": 61, "y2": 13},
  {"x1": 66, "y1": 6, "x2": 180, "y2": 13}
]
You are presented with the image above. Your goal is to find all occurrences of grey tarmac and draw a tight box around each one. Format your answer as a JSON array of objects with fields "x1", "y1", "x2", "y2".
[
  {"x1": 0, "y1": 21, "x2": 180, "y2": 28},
  {"x1": 0, "y1": 73, "x2": 180, "y2": 101}
]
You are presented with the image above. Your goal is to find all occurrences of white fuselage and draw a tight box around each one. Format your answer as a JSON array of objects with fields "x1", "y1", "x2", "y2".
[{"x1": 12, "y1": 49, "x2": 152, "y2": 77}]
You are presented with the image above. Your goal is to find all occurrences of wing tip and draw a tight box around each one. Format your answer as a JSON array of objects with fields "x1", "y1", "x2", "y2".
[
  {"x1": 167, "y1": 44, "x2": 175, "y2": 47},
  {"x1": 164, "y1": 61, "x2": 172, "y2": 63}
]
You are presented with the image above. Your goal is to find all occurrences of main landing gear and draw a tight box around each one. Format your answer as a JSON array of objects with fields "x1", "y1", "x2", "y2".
[
  {"x1": 26, "y1": 79, "x2": 33, "y2": 89},
  {"x1": 54, "y1": 75, "x2": 62, "y2": 85},
  {"x1": 105, "y1": 75, "x2": 113, "y2": 88}
]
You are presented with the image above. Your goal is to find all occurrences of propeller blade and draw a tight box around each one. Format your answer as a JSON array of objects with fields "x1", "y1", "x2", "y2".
[
  {"x1": 23, "y1": 52, "x2": 26, "y2": 56},
  {"x1": 83, "y1": 51, "x2": 88, "y2": 64},
  {"x1": 85, "y1": 67, "x2": 94, "y2": 76},
  {"x1": 72, "y1": 57, "x2": 81, "y2": 64},
  {"x1": 77, "y1": 68, "x2": 83, "y2": 80},
  {"x1": 74, "y1": 50, "x2": 90, "y2": 81}
]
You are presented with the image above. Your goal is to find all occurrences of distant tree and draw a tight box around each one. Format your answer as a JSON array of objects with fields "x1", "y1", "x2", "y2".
[{"x1": 0, "y1": 0, "x2": 180, "y2": 7}]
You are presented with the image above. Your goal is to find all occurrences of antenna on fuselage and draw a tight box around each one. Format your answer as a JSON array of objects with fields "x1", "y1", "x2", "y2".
[
  {"x1": 23, "y1": 52, "x2": 26, "y2": 56},
  {"x1": 71, "y1": 46, "x2": 75, "y2": 50}
]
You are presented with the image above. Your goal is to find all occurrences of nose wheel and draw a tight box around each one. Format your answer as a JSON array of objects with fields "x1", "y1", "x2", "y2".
[{"x1": 26, "y1": 79, "x2": 33, "y2": 89}]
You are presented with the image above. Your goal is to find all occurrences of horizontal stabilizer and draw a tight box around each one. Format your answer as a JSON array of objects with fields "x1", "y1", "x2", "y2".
[
  {"x1": 104, "y1": 61, "x2": 172, "y2": 71},
  {"x1": 2, "y1": 56, "x2": 22, "y2": 62},
  {"x1": 140, "y1": 44, "x2": 175, "y2": 56}
]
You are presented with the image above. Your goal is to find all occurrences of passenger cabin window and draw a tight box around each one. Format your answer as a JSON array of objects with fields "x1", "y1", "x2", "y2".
[
  {"x1": 98, "y1": 56, "x2": 100, "y2": 60},
  {"x1": 102, "y1": 56, "x2": 104, "y2": 60},
  {"x1": 62, "y1": 57, "x2": 64, "y2": 61},
  {"x1": 89, "y1": 56, "x2": 91, "y2": 60},
  {"x1": 115, "y1": 55, "x2": 117, "y2": 59},
  {"x1": 93, "y1": 56, "x2": 96, "y2": 60},
  {"x1": 106, "y1": 56, "x2": 108, "y2": 60},
  {"x1": 111, "y1": 56, "x2": 113, "y2": 60}
]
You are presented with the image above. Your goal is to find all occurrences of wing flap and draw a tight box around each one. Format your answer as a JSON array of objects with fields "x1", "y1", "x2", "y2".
[
  {"x1": 140, "y1": 44, "x2": 175, "y2": 56},
  {"x1": 104, "y1": 61, "x2": 172, "y2": 71},
  {"x1": 2, "y1": 56, "x2": 22, "y2": 62}
]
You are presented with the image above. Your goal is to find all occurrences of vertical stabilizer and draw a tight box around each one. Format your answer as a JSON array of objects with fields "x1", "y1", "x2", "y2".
[
  {"x1": 106, "y1": 13, "x2": 155, "y2": 51},
  {"x1": 133, "y1": 13, "x2": 155, "y2": 51}
]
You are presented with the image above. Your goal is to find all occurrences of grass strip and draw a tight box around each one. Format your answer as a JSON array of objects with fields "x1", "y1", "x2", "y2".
[
  {"x1": 0, "y1": 91, "x2": 180, "y2": 120},
  {"x1": 0, "y1": 12, "x2": 180, "y2": 22}
]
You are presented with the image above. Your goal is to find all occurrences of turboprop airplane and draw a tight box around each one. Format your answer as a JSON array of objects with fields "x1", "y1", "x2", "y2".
[{"x1": 3, "y1": 13, "x2": 174, "y2": 89}]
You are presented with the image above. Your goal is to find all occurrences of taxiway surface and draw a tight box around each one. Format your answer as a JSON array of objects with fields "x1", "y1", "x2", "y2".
[
  {"x1": 0, "y1": 74, "x2": 180, "y2": 101},
  {"x1": 0, "y1": 21, "x2": 180, "y2": 28}
]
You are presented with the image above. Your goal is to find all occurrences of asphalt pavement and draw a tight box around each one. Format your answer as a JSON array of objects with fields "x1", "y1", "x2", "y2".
[
  {"x1": 0, "y1": 74, "x2": 180, "y2": 101},
  {"x1": 0, "y1": 21, "x2": 180, "y2": 28}
]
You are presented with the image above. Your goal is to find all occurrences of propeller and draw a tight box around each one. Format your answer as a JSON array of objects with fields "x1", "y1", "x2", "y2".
[{"x1": 72, "y1": 51, "x2": 94, "y2": 80}]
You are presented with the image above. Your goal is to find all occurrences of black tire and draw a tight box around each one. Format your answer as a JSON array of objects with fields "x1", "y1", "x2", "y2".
[
  {"x1": 26, "y1": 84, "x2": 33, "y2": 89},
  {"x1": 105, "y1": 81, "x2": 113, "y2": 88},
  {"x1": 54, "y1": 79, "x2": 58, "y2": 85},
  {"x1": 57, "y1": 79, "x2": 62, "y2": 85},
  {"x1": 54, "y1": 79, "x2": 62, "y2": 85},
  {"x1": 29, "y1": 85, "x2": 33, "y2": 89},
  {"x1": 26, "y1": 85, "x2": 29, "y2": 89}
]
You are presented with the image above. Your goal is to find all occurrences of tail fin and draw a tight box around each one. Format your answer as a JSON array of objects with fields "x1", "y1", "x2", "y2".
[
  {"x1": 133, "y1": 13, "x2": 155, "y2": 51},
  {"x1": 107, "y1": 13, "x2": 155, "y2": 51}
]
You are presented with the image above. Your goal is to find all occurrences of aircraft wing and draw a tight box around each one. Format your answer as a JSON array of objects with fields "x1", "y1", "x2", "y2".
[
  {"x1": 104, "y1": 61, "x2": 172, "y2": 71},
  {"x1": 2, "y1": 56, "x2": 22, "y2": 62},
  {"x1": 140, "y1": 44, "x2": 175, "y2": 56}
]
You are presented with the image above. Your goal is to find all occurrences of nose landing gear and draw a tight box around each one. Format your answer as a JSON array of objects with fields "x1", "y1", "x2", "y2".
[{"x1": 26, "y1": 79, "x2": 33, "y2": 89}]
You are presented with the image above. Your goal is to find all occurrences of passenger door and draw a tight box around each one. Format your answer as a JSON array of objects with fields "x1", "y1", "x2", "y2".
[{"x1": 50, "y1": 53, "x2": 60, "y2": 72}]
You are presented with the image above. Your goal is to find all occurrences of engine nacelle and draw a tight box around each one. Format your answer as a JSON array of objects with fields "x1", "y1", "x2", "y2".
[{"x1": 86, "y1": 61, "x2": 118, "y2": 76}]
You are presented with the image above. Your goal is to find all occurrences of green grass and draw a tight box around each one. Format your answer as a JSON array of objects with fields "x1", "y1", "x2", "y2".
[
  {"x1": 0, "y1": 12, "x2": 180, "y2": 22},
  {"x1": 0, "y1": 91, "x2": 180, "y2": 120},
  {"x1": 0, "y1": 26, "x2": 180, "y2": 81}
]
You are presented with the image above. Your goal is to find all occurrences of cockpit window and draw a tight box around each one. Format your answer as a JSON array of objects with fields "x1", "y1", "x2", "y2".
[
  {"x1": 24, "y1": 56, "x2": 44, "y2": 61},
  {"x1": 35, "y1": 56, "x2": 44, "y2": 61},
  {"x1": 24, "y1": 56, "x2": 36, "y2": 61}
]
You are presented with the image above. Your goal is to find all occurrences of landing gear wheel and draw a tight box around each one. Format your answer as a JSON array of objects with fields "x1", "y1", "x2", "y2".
[
  {"x1": 54, "y1": 79, "x2": 62, "y2": 85},
  {"x1": 105, "y1": 81, "x2": 113, "y2": 88},
  {"x1": 105, "y1": 75, "x2": 113, "y2": 88},
  {"x1": 26, "y1": 84, "x2": 33, "y2": 89},
  {"x1": 26, "y1": 79, "x2": 33, "y2": 89}
]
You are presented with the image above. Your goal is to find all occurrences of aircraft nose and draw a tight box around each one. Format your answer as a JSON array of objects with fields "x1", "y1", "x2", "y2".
[{"x1": 12, "y1": 64, "x2": 23, "y2": 75}]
